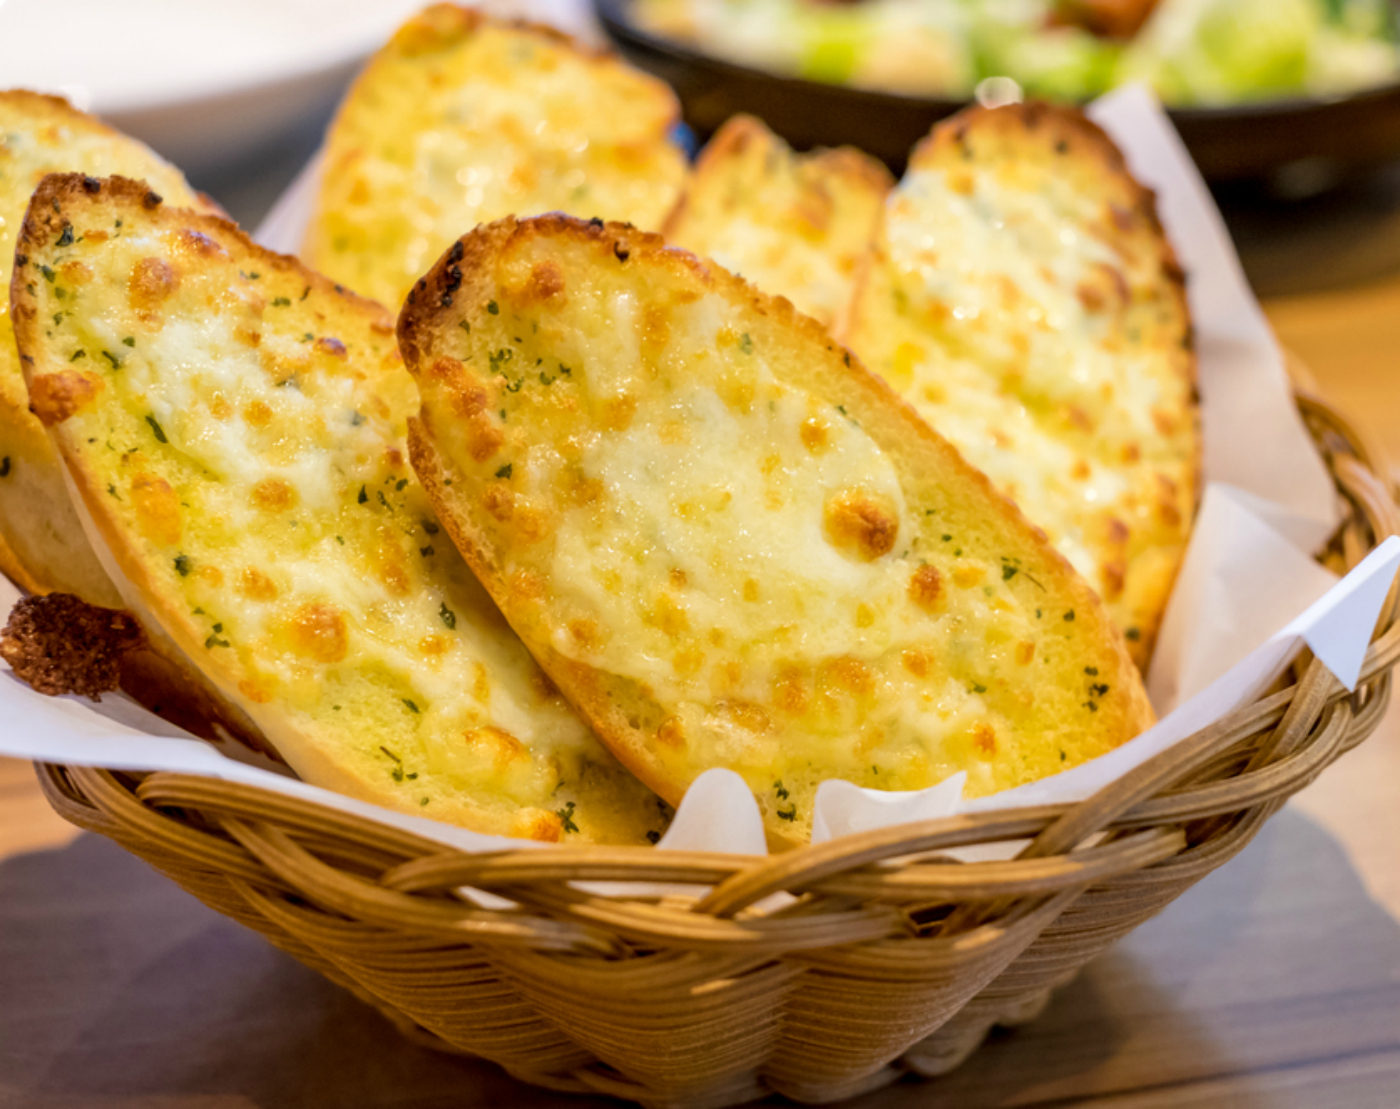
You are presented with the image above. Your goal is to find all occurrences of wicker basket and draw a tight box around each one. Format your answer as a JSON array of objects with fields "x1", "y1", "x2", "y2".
[{"x1": 34, "y1": 389, "x2": 1399, "y2": 1109}]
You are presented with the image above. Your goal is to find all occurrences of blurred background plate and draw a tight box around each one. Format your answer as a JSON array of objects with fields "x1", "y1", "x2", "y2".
[
  {"x1": 0, "y1": 0, "x2": 428, "y2": 174},
  {"x1": 595, "y1": 0, "x2": 1400, "y2": 183}
]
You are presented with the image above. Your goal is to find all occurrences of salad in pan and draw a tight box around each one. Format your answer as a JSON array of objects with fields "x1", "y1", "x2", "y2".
[{"x1": 630, "y1": 0, "x2": 1400, "y2": 105}]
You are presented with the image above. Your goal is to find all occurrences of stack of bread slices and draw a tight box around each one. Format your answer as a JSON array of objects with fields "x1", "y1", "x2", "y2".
[{"x1": 1, "y1": 4, "x2": 1192, "y2": 848}]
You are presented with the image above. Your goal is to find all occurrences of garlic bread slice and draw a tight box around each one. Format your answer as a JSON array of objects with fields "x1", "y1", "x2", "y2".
[
  {"x1": 663, "y1": 115, "x2": 891, "y2": 330},
  {"x1": 306, "y1": 4, "x2": 688, "y2": 311},
  {"x1": 842, "y1": 102, "x2": 1198, "y2": 667},
  {"x1": 0, "y1": 91, "x2": 217, "y2": 605},
  {"x1": 402, "y1": 216, "x2": 1154, "y2": 846},
  {"x1": 13, "y1": 176, "x2": 665, "y2": 844}
]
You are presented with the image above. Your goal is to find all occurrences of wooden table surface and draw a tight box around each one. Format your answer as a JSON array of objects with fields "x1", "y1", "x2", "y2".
[{"x1": 3, "y1": 128, "x2": 1400, "y2": 1109}]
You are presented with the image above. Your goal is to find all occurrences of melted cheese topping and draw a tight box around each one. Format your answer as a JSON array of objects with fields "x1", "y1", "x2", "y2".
[
  {"x1": 20, "y1": 190, "x2": 665, "y2": 844},
  {"x1": 413, "y1": 228, "x2": 1151, "y2": 838},
  {"x1": 848, "y1": 131, "x2": 1196, "y2": 663},
  {"x1": 308, "y1": 10, "x2": 688, "y2": 309},
  {"x1": 0, "y1": 94, "x2": 208, "y2": 601},
  {"x1": 667, "y1": 119, "x2": 890, "y2": 329}
]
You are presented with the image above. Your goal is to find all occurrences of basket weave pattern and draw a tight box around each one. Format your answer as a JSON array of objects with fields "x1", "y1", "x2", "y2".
[{"x1": 36, "y1": 392, "x2": 1399, "y2": 1108}]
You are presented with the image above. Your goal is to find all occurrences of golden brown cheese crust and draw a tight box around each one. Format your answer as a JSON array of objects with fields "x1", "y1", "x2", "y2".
[
  {"x1": 842, "y1": 101, "x2": 1198, "y2": 668},
  {"x1": 13, "y1": 175, "x2": 666, "y2": 844},
  {"x1": 663, "y1": 115, "x2": 891, "y2": 330},
  {"x1": 402, "y1": 214, "x2": 1154, "y2": 847},
  {"x1": 0, "y1": 91, "x2": 217, "y2": 606},
  {"x1": 305, "y1": 5, "x2": 688, "y2": 310}
]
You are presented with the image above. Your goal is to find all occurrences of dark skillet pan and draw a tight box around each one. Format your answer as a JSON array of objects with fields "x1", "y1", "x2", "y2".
[{"x1": 595, "y1": 0, "x2": 1400, "y2": 180}]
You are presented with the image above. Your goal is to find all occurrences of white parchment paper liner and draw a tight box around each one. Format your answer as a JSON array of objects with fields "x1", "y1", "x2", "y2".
[{"x1": 2, "y1": 85, "x2": 1392, "y2": 884}]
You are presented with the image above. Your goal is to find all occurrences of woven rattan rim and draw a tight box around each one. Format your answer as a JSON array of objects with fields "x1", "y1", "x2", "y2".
[{"x1": 34, "y1": 388, "x2": 1399, "y2": 1107}]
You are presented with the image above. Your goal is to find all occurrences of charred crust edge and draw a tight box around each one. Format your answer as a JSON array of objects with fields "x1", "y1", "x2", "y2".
[{"x1": 13, "y1": 173, "x2": 395, "y2": 330}]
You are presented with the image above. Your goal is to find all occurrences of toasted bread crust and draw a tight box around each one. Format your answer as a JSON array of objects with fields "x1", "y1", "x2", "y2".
[
  {"x1": 663, "y1": 115, "x2": 891, "y2": 330},
  {"x1": 844, "y1": 101, "x2": 1198, "y2": 667},
  {"x1": 0, "y1": 96, "x2": 263, "y2": 742},
  {"x1": 403, "y1": 214, "x2": 1154, "y2": 846},
  {"x1": 11, "y1": 175, "x2": 301, "y2": 752},
  {"x1": 0, "y1": 91, "x2": 217, "y2": 607},
  {"x1": 12, "y1": 172, "x2": 389, "y2": 688},
  {"x1": 1, "y1": 592, "x2": 143, "y2": 699},
  {"x1": 305, "y1": 5, "x2": 687, "y2": 310},
  {"x1": 14, "y1": 175, "x2": 663, "y2": 843}
]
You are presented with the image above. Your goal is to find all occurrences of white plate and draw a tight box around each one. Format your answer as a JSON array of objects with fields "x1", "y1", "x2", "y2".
[{"x1": 0, "y1": 0, "x2": 427, "y2": 169}]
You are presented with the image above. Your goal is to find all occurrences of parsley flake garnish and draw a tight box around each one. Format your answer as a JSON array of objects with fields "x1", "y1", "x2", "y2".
[
  {"x1": 357, "y1": 485, "x2": 368, "y2": 504},
  {"x1": 774, "y1": 780, "x2": 790, "y2": 800},
  {"x1": 556, "y1": 801, "x2": 579, "y2": 834},
  {"x1": 272, "y1": 296, "x2": 290, "y2": 307},
  {"x1": 495, "y1": 463, "x2": 513, "y2": 479},
  {"x1": 121, "y1": 336, "x2": 135, "y2": 347},
  {"x1": 776, "y1": 804, "x2": 798, "y2": 823},
  {"x1": 173, "y1": 554, "x2": 192, "y2": 576},
  {"x1": 145, "y1": 415, "x2": 167, "y2": 443},
  {"x1": 402, "y1": 698, "x2": 420, "y2": 714},
  {"x1": 487, "y1": 300, "x2": 499, "y2": 314},
  {"x1": 439, "y1": 602, "x2": 457, "y2": 630}
]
